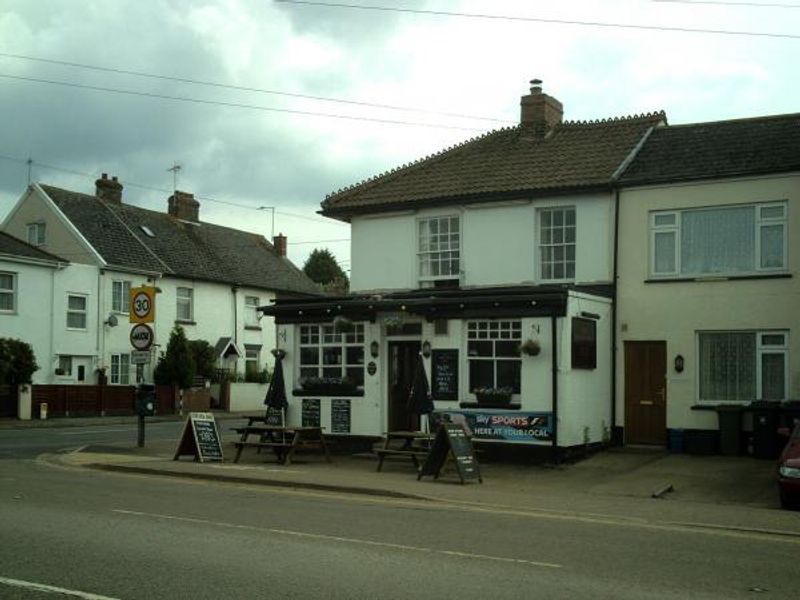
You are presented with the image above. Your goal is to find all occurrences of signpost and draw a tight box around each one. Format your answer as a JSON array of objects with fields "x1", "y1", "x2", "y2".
[
  {"x1": 129, "y1": 286, "x2": 157, "y2": 446},
  {"x1": 418, "y1": 422, "x2": 482, "y2": 484}
]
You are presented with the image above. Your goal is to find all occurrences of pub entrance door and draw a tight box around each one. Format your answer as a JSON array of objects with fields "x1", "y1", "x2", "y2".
[{"x1": 387, "y1": 341, "x2": 421, "y2": 431}]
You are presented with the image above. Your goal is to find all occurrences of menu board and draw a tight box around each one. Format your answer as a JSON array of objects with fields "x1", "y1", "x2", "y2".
[
  {"x1": 173, "y1": 412, "x2": 223, "y2": 463},
  {"x1": 431, "y1": 349, "x2": 458, "y2": 401},
  {"x1": 302, "y1": 398, "x2": 321, "y2": 427},
  {"x1": 265, "y1": 407, "x2": 283, "y2": 426},
  {"x1": 331, "y1": 398, "x2": 351, "y2": 433},
  {"x1": 418, "y1": 422, "x2": 481, "y2": 484}
]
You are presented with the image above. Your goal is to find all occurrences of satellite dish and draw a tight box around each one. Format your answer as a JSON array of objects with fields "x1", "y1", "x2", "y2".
[{"x1": 105, "y1": 314, "x2": 118, "y2": 327}]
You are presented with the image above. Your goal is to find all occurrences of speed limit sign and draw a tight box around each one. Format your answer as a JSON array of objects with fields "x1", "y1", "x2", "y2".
[{"x1": 129, "y1": 286, "x2": 156, "y2": 324}]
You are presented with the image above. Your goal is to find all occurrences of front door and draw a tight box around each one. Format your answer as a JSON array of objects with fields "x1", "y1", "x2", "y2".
[
  {"x1": 624, "y1": 341, "x2": 667, "y2": 445},
  {"x1": 388, "y1": 341, "x2": 421, "y2": 431}
]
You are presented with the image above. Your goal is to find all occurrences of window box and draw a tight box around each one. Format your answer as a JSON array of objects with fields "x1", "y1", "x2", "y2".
[
  {"x1": 299, "y1": 377, "x2": 359, "y2": 396},
  {"x1": 473, "y1": 387, "x2": 513, "y2": 405}
]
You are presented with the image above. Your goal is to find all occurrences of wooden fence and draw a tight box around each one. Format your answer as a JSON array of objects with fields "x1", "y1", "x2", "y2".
[{"x1": 30, "y1": 385, "x2": 179, "y2": 418}]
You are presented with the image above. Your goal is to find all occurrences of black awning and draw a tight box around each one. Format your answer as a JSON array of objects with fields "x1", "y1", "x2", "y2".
[{"x1": 257, "y1": 285, "x2": 596, "y2": 324}]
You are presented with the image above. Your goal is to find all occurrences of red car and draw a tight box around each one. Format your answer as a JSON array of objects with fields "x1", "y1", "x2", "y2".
[{"x1": 778, "y1": 424, "x2": 800, "y2": 510}]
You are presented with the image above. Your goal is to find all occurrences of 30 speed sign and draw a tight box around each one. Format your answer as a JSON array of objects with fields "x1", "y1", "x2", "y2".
[{"x1": 129, "y1": 286, "x2": 156, "y2": 324}]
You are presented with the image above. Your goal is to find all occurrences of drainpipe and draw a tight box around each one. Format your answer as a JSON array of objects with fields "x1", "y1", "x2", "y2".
[
  {"x1": 551, "y1": 314, "x2": 559, "y2": 464},
  {"x1": 611, "y1": 188, "x2": 620, "y2": 445},
  {"x1": 231, "y1": 285, "x2": 239, "y2": 370}
]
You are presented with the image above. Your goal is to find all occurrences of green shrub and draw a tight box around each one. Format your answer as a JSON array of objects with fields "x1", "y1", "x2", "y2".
[{"x1": 0, "y1": 338, "x2": 39, "y2": 384}]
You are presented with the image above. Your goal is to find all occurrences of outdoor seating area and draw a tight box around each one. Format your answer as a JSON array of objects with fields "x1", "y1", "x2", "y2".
[
  {"x1": 232, "y1": 417, "x2": 331, "y2": 465},
  {"x1": 375, "y1": 430, "x2": 434, "y2": 472}
]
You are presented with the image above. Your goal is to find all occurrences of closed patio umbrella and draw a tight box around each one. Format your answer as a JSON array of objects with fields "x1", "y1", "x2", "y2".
[
  {"x1": 407, "y1": 353, "x2": 434, "y2": 431},
  {"x1": 264, "y1": 351, "x2": 288, "y2": 426}
]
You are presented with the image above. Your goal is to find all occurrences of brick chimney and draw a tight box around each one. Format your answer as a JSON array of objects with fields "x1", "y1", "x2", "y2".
[
  {"x1": 520, "y1": 79, "x2": 563, "y2": 138},
  {"x1": 273, "y1": 233, "x2": 287, "y2": 257},
  {"x1": 95, "y1": 173, "x2": 123, "y2": 203},
  {"x1": 168, "y1": 190, "x2": 200, "y2": 222}
]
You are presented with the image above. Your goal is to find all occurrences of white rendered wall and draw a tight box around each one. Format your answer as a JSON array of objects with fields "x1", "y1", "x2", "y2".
[
  {"x1": 228, "y1": 382, "x2": 270, "y2": 412},
  {"x1": 350, "y1": 194, "x2": 614, "y2": 293},
  {"x1": 616, "y1": 174, "x2": 800, "y2": 432}
]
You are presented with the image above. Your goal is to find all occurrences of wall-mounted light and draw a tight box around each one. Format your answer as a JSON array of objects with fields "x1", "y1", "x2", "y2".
[
  {"x1": 674, "y1": 355, "x2": 684, "y2": 373},
  {"x1": 421, "y1": 340, "x2": 432, "y2": 358},
  {"x1": 370, "y1": 340, "x2": 380, "y2": 358}
]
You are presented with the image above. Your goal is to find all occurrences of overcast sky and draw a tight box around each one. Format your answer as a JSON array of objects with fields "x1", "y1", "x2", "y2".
[{"x1": 1, "y1": 0, "x2": 798, "y2": 271}]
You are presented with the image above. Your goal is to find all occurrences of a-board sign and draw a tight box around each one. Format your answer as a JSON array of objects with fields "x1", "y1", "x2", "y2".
[
  {"x1": 173, "y1": 412, "x2": 223, "y2": 463},
  {"x1": 418, "y1": 422, "x2": 482, "y2": 484},
  {"x1": 331, "y1": 398, "x2": 351, "y2": 433},
  {"x1": 302, "y1": 398, "x2": 321, "y2": 428},
  {"x1": 431, "y1": 349, "x2": 458, "y2": 401}
]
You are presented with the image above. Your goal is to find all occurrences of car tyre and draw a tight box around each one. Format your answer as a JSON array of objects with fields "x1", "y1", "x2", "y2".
[{"x1": 779, "y1": 488, "x2": 799, "y2": 511}]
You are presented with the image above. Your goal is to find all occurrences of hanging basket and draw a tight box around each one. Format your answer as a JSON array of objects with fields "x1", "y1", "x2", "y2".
[
  {"x1": 519, "y1": 339, "x2": 541, "y2": 357},
  {"x1": 333, "y1": 315, "x2": 355, "y2": 333}
]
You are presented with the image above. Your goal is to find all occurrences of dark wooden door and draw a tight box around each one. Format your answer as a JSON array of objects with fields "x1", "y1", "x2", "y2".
[
  {"x1": 624, "y1": 341, "x2": 667, "y2": 445},
  {"x1": 388, "y1": 341, "x2": 420, "y2": 431}
]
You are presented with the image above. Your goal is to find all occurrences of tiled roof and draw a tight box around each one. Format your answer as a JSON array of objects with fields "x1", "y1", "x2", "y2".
[
  {"x1": 321, "y1": 112, "x2": 666, "y2": 216},
  {"x1": 40, "y1": 185, "x2": 320, "y2": 296},
  {"x1": 620, "y1": 113, "x2": 800, "y2": 185},
  {"x1": 0, "y1": 231, "x2": 67, "y2": 263}
]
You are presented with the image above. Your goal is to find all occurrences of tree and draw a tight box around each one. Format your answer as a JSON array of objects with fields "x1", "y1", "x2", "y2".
[
  {"x1": 153, "y1": 325, "x2": 195, "y2": 388},
  {"x1": 188, "y1": 339, "x2": 216, "y2": 379},
  {"x1": 0, "y1": 338, "x2": 39, "y2": 384},
  {"x1": 303, "y1": 248, "x2": 348, "y2": 292}
]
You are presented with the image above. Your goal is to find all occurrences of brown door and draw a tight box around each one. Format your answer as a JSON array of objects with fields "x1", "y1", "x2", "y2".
[
  {"x1": 388, "y1": 341, "x2": 421, "y2": 431},
  {"x1": 624, "y1": 341, "x2": 667, "y2": 445}
]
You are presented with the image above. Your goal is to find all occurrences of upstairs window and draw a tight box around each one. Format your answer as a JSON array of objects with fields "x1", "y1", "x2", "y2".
[
  {"x1": 467, "y1": 320, "x2": 522, "y2": 393},
  {"x1": 176, "y1": 287, "x2": 193, "y2": 321},
  {"x1": 539, "y1": 207, "x2": 576, "y2": 281},
  {"x1": 26, "y1": 222, "x2": 46, "y2": 246},
  {"x1": 299, "y1": 323, "x2": 365, "y2": 387},
  {"x1": 651, "y1": 203, "x2": 787, "y2": 277},
  {"x1": 418, "y1": 216, "x2": 460, "y2": 287},
  {"x1": 0, "y1": 272, "x2": 16, "y2": 312},
  {"x1": 112, "y1": 280, "x2": 131, "y2": 313},
  {"x1": 245, "y1": 295, "x2": 260, "y2": 327},
  {"x1": 66, "y1": 294, "x2": 87, "y2": 329}
]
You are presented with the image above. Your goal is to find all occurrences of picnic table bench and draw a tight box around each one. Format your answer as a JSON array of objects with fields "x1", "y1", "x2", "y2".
[
  {"x1": 376, "y1": 430, "x2": 434, "y2": 472},
  {"x1": 232, "y1": 424, "x2": 331, "y2": 465}
]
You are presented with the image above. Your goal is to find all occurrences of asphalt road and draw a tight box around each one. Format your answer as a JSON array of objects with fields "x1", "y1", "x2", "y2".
[{"x1": 0, "y1": 424, "x2": 797, "y2": 599}]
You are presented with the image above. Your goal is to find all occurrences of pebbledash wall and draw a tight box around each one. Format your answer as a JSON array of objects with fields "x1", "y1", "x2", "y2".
[
  {"x1": 616, "y1": 173, "x2": 800, "y2": 434},
  {"x1": 276, "y1": 292, "x2": 612, "y2": 446},
  {"x1": 349, "y1": 194, "x2": 615, "y2": 292}
]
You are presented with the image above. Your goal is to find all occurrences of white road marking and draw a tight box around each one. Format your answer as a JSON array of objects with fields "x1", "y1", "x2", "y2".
[
  {"x1": 58, "y1": 428, "x2": 138, "y2": 435},
  {"x1": 0, "y1": 576, "x2": 120, "y2": 599},
  {"x1": 112, "y1": 508, "x2": 562, "y2": 569}
]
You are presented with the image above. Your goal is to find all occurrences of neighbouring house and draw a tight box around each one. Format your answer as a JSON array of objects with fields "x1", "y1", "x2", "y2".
[
  {"x1": 616, "y1": 113, "x2": 800, "y2": 451},
  {"x1": 261, "y1": 81, "x2": 665, "y2": 451},
  {"x1": 1, "y1": 176, "x2": 320, "y2": 395}
]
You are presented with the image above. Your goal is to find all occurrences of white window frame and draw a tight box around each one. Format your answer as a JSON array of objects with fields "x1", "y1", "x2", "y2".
[
  {"x1": 245, "y1": 346, "x2": 260, "y2": 373},
  {"x1": 417, "y1": 215, "x2": 461, "y2": 286},
  {"x1": 538, "y1": 207, "x2": 576, "y2": 282},
  {"x1": 176, "y1": 287, "x2": 193, "y2": 322},
  {"x1": 298, "y1": 323, "x2": 365, "y2": 386},
  {"x1": 467, "y1": 320, "x2": 523, "y2": 394},
  {"x1": 58, "y1": 355, "x2": 73, "y2": 377},
  {"x1": 26, "y1": 222, "x2": 46, "y2": 246},
  {"x1": 0, "y1": 271, "x2": 16, "y2": 313},
  {"x1": 245, "y1": 295, "x2": 260, "y2": 327},
  {"x1": 66, "y1": 294, "x2": 88, "y2": 330},
  {"x1": 696, "y1": 330, "x2": 789, "y2": 403},
  {"x1": 650, "y1": 202, "x2": 787, "y2": 278},
  {"x1": 112, "y1": 280, "x2": 131, "y2": 314},
  {"x1": 110, "y1": 353, "x2": 131, "y2": 385}
]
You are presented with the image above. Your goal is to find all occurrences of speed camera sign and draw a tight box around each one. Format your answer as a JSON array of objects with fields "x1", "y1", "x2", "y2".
[{"x1": 129, "y1": 286, "x2": 156, "y2": 324}]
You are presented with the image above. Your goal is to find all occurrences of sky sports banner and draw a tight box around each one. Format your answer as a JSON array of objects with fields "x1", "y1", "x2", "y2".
[{"x1": 432, "y1": 411, "x2": 553, "y2": 443}]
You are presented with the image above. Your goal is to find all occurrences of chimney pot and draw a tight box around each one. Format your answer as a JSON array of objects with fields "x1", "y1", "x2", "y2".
[
  {"x1": 273, "y1": 233, "x2": 287, "y2": 257},
  {"x1": 95, "y1": 173, "x2": 123, "y2": 203}
]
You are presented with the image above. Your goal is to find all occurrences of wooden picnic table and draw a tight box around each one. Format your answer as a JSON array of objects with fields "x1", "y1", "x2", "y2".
[
  {"x1": 375, "y1": 430, "x2": 434, "y2": 472},
  {"x1": 232, "y1": 424, "x2": 331, "y2": 465}
]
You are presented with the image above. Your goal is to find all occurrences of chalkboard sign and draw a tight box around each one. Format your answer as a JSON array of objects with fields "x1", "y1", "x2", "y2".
[
  {"x1": 265, "y1": 407, "x2": 283, "y2": 426},
  {"x1": 331, "y1": 398, "x2": 351, "y2": 433},
  {"x1": 302, "y1": 398, "x2": 321, "y2": 427},
  {"x1": 431, "y1": 349, "x2": 458, "y2": 401},
  {"x1": 173, "y1": 412, "x2": 223, "y2": 463},
  {"x1": 418, "y1": 422, "x2": 481, "y2": 484}
]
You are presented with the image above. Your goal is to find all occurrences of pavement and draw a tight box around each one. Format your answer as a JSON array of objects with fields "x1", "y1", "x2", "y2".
[{"x1": 25, "y1": 415, "x2": 800, "y2": 539}]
